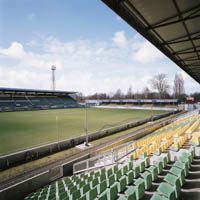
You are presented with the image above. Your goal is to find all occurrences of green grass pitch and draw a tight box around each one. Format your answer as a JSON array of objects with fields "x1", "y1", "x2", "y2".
[{"x1": 0, "y1": 108, "x2": 167, "y2": 155}]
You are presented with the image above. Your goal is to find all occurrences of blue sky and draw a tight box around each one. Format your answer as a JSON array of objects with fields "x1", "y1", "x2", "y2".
[{"x1": 0, "y1": 0, "x2": 199, "y2": 95}]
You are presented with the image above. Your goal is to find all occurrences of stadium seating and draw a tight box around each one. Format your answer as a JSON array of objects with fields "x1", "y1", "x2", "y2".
[
  {"x1": 23, "y1": 113, "x2": 200, "y2": 200},
  {"x1": 0, "y1": 94, "x2": 79, "y2": 112}
]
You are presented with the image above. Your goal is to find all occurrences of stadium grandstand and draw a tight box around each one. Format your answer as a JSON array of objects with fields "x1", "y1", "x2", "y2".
[
  {"x1": 0, "y1": 87, "x2": 80, "y2": 112},
  {"x1": 87, "y1": 99, "x2": 179, "y2": 111}
]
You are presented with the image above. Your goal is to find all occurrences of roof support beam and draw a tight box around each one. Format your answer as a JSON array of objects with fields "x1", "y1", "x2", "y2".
[
  {"x1": 149, "y1": 4, "x2": 200, "y2": 29},
  {"x1": 164, "y1": 31, "x2": 200, "y2": 44},
  {"x1": 172, "y1": 0, "x2": 200, "y2": 61},
  {"x1": 174, "y1": 45, "x2": 200, "y2": 54},
  {"x1": 148, "y1": 14, "x2": 200, "y2": 30},
  {"x1": 172, "y1": 50, "x2": 200, "y2": 55},
  {"x1": 182, "y1": 56, "x2": 199, "y2": 62},
  {"x1": 165, "y1": 36, "x2": 200, "y2": 45}
]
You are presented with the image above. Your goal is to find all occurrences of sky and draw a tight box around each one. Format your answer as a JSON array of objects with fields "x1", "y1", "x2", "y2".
[{"x1": 0, "y1": 0, "x2": 199, "y2": 95}]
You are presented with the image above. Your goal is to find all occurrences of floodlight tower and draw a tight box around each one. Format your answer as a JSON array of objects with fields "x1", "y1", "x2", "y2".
[{"x1": 51, "y1": 65, "x2": 56, "y2": 90}]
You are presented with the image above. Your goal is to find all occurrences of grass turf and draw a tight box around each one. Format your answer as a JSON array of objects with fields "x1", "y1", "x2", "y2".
[{"x1": 0, "y1": 108, "x2": 167, "y2": 155}]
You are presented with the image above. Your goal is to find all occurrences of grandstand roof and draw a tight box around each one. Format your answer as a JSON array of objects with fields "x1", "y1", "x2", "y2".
[
  {"x1": 102, "y1": 0, "x2": 200, "y2": 83},
  {"x1": 0, "y1": 87, "x2": 77, "y2": 95}
]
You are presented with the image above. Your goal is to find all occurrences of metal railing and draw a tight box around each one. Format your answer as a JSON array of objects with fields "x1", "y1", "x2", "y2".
[{"x1": 73, "y1": 140, "x2": 136, "y2": 174}]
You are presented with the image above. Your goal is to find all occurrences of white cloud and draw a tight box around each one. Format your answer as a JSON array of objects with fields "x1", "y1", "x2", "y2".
[
  {"x1": 133, "y1": 41, "x2": 164, "y2": 63},
  {"x1": 0, "y1": 32, "x2": 199, "y2": 95},
  {"x1": 112, "y1": 31, "x2": 127, "y2": 48},
  {"x1": 0, "y1": 42, "x2": 25, "y2": 59}
]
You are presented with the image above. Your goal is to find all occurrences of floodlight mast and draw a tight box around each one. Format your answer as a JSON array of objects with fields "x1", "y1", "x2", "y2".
[
  {"x1": 51, "y1": 65, "x2": 56, "y2": 90},
  {"x1": 85, "y1": 101, "x2": 89, "y2": 146}
]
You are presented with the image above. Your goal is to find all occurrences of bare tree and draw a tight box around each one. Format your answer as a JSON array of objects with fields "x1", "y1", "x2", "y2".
[
  {"x1": 126, "y1": 86, "x2": 133, "y2": 99},
  {"x1": 113, "y1": 89, "x2": 123, "y2": 99},
  {"x1": 173, "y1": 73, "x2": 185, "y2": 100},
  {"x1": 150, "y1": 73, "x2": 170, "y2": 99},
  {"x1": 142, "y1": 87, "x2": 151, "y2": 99}
]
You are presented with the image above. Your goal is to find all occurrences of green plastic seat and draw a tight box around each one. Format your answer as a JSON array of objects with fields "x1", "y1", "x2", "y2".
[
  {"x1": 125, "y1": 186, "x2": 136, "y2": 200},
  {"x1": 126, "y1": 171, "x2": 134, "y2": 185},
  {"x1": 115, "y1": 169, "x2": 122, "y2": 181},
  {"x1": 67, "y1": 183, "x2": 74, "y2": 190},
  {"x1": 146, "y1": 166, "x2": 158, "y2": 181},
  {"x1": 153, "y1": 161, "x2": 163, "y2": 174},
  {"x1": 87, "y1": 176, "x2": 94, "y2": 184},
  {"x1": 69, "y1": 185, "x2": 77, "y2": 194},
  {"x1": 166, "y1": 152, "x2": 171, "y2": 164},
  {"x1": 58, "y1": 180, "x2": 64, "y2": 186},
  {"x1": 128, "y1": 162, "x2": 133, "y2": 170},
  {"x1": 164, "y1": 173, "x2": 181, "y2": 199},
  {"x1": 107, "y1": 174, "x2": 115, "y2": 187},
  {"x1": 48, "y1": 192, "x2": 56, "y2": 200},
  {"x1": 71, "y1": 190, "x2": 81, "y2": 200},
  {"x1": 71, "y1": 175, "x2": 77, "y2": 181},
  {"x1": 140, "y1": 171, "x2": 152, "y2": 190},
  {"x1": 122, "y1": 165, "x2": 128, "y2": 175},
  {"x1": 134, "y1": 178, "x2": 145, "y2": 200},
  {"x1": 94, "y1": 171, "x2": 100, "y2": 178},
  {"x1": 90, "y1": 178, "x2": 99, "y2": 188},
  {"x1": 117, "y1": 196, "x2": 127, "y2": 200},
  {"x1": 150, "y1": 194, "x2": 168, "y2": 200},
  {"x1": 153, "y1": 147, "x2": 162, "y2": 156},
  {"x1": 157, "y1": 182, "x2": 175, "y2": 200},
  {"x1": 107, "y1": 168, "x2": 113, "y2": 178},
  {"x1": 79, "y1": 194, "x2": 87, "y2": 200},
  {"x1": 191, "y1": 148, "x2": 195, "y2": 158},
  {"x1": 182, "y1": 151, "x2": 192, "y2": 163},
  {"x1": 101, "y1": 168, "x2": 106, "y2": 175},
  {"x1": 145, "y1": 157, "x2": 150, "y2": 168},
  {"x1": 178, "y1": 156, "x2": 190, "y2": 169},
  {"x1": 159, "y1": 156, "x2": 167, "y2": 168},
  {"x1": 169, "y1": 167, "x2": 185, "y2": 186},
  {"x1": 107, "y1": 182, "x2": 118, "y2": 200},
  {"x1": 86, "y1": 186, "x2": 98, "y2": 200},
  {"x1": 65, "y1": 177, "x2": 72, "y2": 184},
  {"x1": 113, "y1": 165, "x2": 118, "y2": 173},
  {"x1": 130, "y1": 155, "x2": 134, "y2": 161},
  {"x1": 115, "y1": 170, "x2": 122, "y2": 181},
  {"x1": 59, "y1": 192, "x2": 69, "y2": 200},
  {"x1": 78, "y1": 180, "x2": 86, "y2": 189},
  {"x1": 74, "y1": 178, "x2": 81, "y2": 185},
  {"x1": 133, "y1": 166, "x2": 140, "y2": 178},
  {"x1": 59, "y1": 187, "x2": 65, "y2": 195},
  {"x1": 97, "y1": 180, "x2": 107, "y2": 195},
  {"x1": 99, "y1": 174, "x2": 106, "y2": 182},
  {"x1": 81, "y1": 183, "x2": 91, "y2": 195},
  {"x1": 40, "y1": 193, "x2": 48, "y2": 200},
  {"x1": 98, "y1": 191, "x2": 108, "y2": 200},
  {"x1": 139, "y1": 161, "x2": 145, "y2": 173},
  {"x1": 174, "y1": 161, "x2": 188, "y2": 177},
  {"x1": 117, "y1": 176, "x2": 127, "y2": 192}
]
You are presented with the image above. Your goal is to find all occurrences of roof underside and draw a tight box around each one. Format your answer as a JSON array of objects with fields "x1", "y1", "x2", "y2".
[
  {"x1": 102, "y1": 0, "x2": 200, "y2": 83},
  {"x1": 0, "y1": 88, "x2": 77, "y2": 96}
]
